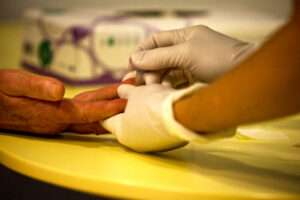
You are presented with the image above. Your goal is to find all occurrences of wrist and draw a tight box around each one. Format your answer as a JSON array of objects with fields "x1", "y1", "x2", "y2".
[
  {"x1": 167, "y1": 83, "x2": 236, "y2": 142},
  {"x1": 174, "y1": 85, "x2": 219, "y2": 132},
  {"x1": 232, "y1": 42, "x2": 262, "y2": 69}
]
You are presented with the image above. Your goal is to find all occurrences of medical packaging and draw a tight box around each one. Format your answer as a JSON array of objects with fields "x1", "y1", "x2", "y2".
[{"x1": 21, "y1": 8, "x2": 206, "y2": 84}]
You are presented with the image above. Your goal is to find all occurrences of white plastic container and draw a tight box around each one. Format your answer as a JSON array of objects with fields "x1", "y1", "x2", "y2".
[{"x1": 21, "y1": 8, "x2": 206, "y2": 85}]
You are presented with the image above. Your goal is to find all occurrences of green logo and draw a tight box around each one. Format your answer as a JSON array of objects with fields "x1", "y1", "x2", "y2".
[
  {"x1": 108, "y1": 36, "x2": 115, "y2": 47},
  {"x1": 38, "y1": 40, "x2": 53, "y2": 68}
]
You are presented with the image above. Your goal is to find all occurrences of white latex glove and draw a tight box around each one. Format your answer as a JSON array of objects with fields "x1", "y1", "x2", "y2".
[
  {"x1": 124, "y1": 25, "x2": 260, "y2": 83},
  {"x1": 122, "y1": 69, "x2": 195, "y2": 89},
  {"x1": 100, "y1": 83, "x2": 236, "y2": 153}
]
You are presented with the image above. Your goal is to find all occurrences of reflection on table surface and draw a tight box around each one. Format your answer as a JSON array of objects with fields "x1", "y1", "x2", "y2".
[{"x1": 1, "y1": 114, "x2": 300, "y2": 199}]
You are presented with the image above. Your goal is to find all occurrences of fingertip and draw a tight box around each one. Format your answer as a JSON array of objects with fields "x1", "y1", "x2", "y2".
[
  {"x1": 73, "y1": 93, "x2": 84, "y2": 101},
  {"x1": 124, "y1": 56, "x2": 134, "y2": 71},
  {"x1": 161, "y1": 79, "x2": 172, "y2": 87},
  {"x1": 122, "y1": 77, "x2": 136, "y2": 85},
  {"x1": 55, "y1": 81, "x2": 65, "y2": 100},
  {"x1": 117, "y1": 84, "x2": 136, "y2": 99},
  {"x1": 144, "y1": 72, "x2": 161, "y2": 85},
  {"x1": 130, "y1": 54, "x2": 150, "y2": 72},
  {"x1": 47, "y1": 80, "x2": 65, "y2": 101},
  {"x1": 113, "y1": 98, "x2": 128, "y2": 112},
  {"x1": 101, "y1": 98, "x2": 127, "y2": 119},
  {"x1": 100, "y1": 113, "x2": 123, "y2": 136},
  {"x1": 131, "y1": 52, "x2": 142, "y2": 66},
  {"x1": 73, "y1": 78, "x2": 136, "y2": 103},
  {"x1": 122, "y1": 71, "x2": 136, "y2": 82}
]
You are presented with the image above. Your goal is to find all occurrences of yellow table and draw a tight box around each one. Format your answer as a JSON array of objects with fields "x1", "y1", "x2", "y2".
[{"x1": 1, "y1": 22, "x2": 300, "y2": 200}]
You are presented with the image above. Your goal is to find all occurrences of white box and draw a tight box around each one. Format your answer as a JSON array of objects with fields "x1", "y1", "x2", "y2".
[
  {"x1": 21, "y1": 7, "x2": 285, "y2": 85},
  {"x1": 21, "y1": 8, "x2": 210, "y2": 85}
]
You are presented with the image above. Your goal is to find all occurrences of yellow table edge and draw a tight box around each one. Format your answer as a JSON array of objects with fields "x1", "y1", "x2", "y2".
[{"x1": 1, "y1": 144, "x2": 299, "y2": 200}]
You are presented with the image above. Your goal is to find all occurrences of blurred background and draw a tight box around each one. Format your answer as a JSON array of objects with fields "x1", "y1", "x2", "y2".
[
  {"x1": 0, "y1": 0, "x2": 293, "y2": 87},
  {"x1": 0, "y1": 0, "x2": 292, "y2": 21}
]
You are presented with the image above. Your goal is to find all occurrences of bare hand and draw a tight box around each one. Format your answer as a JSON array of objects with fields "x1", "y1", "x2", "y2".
[
  {"x1": 68, "y1": 77, "x2": 135, "y2": 134},
  {"x1": 0, "y1": 69, "x2": 134, "y2": 135}
]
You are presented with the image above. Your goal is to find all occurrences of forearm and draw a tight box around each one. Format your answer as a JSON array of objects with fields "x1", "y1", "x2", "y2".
[{"x1": 174, "y1": 13, "x2": 300, "y2": 132}]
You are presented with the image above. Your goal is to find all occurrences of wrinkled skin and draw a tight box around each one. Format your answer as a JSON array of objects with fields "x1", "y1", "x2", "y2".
[{"x1": 0, "y1": 69, "x2": 135, "y2": 135}]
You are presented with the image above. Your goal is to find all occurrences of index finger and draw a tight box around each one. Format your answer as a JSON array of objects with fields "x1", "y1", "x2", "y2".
[
  {"x1": 65, "y1": 98, "x2": 128, "y2": 124},
  {"x1": 138, "y1": 28, "x2": 188, "y2": 51},
  {"x1": 73, "y1": 78, "x2": 135, "y2": 102},
  {"x1": 124, "y1": 28, "x2": 189, "y2": 70}
]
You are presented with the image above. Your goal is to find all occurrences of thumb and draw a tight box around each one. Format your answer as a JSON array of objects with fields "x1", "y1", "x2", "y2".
[
  {"x1": 0, "y1": 69, "x2": 65, "y2": 101},
  {"x1": 100, "y1": 113, "x2": 123, "y2": 137},
  {"x1": 131, "y1": 43, "x2": 188, "y2": 71},
  {"x1": 117, "y1": 84, "x2": 136, "y2": 99}
]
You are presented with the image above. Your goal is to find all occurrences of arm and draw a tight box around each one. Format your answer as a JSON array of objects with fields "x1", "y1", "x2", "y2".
[{"x1": 174, "y1": 3, "x2": 300, "y2": 132}]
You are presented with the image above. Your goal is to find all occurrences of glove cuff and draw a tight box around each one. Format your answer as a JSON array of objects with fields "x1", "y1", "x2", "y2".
[
  {"x1": 162, "y1": 83, "x2": 236, "y2": 142},
  {"x1": 232, "y1": 42, "x2": 262, "y2": 68}
]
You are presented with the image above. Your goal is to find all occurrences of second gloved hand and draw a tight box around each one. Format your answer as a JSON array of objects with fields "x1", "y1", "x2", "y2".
[
  {"x1": 100, "y1": 83, "x2": 236, "y2": 153},
  {"x1": 125, "y1": 25, "x2": 260, "y2": 83}
]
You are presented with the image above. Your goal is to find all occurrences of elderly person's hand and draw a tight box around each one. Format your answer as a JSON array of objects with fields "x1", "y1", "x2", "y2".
[{"x1": 0, "y1": 69, "x2": 133, "y2": 135}]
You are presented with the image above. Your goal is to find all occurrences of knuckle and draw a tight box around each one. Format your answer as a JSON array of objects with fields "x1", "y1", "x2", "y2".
[
  {"x1": 100, "y1": 104, "x2": 112, "y2": 119},
  {"x1": 172, "y1": 42, "x2": 192, "y2": 69},
  {"x1": 174, "y1": 28, "x2": 189, "y2": 42},
  {"x1": 73, "y1": 93, "x2": 88, "y2": 101},
  {"x1": 32, "y1": 126, "x2": 64, "y2": 135},
  {"x1": 150, "y1": 32, "x2": 159, "y2": 47},
  {"x1": 191, "y1": 25, "x2": 210, "y2": 35},
  {"x1": 185, "y1": 41, "x2": 195, "y2": 58},
  {"x1": 28, "y1": 118, "x2": 66, "y2": 134},
  {"x1": 195, "y1": 24, "x2": 209, "y2": 31},
  {"x1": 77, "y1": 107, "x2": 90, "y2": 123},
  {"x1": 0, "y1": 70, "x2": 11, "y2": 85},
  {"x1": 77, "y1": 103, "x2": 96, "y2": 123},
  {"x1": 150, "y1": 32, "x2": 158, "y2": 40}
]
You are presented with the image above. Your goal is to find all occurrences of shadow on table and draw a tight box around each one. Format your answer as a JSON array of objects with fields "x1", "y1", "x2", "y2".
[
  {"x1": 2, "y1": 129, "x2": 300, "y2": 196},
  {"x1": 152, "y1": 145, "x2": 300, "y2": 195}
]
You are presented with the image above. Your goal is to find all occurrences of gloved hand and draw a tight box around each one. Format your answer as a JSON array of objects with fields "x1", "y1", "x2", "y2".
[
  {"x1": 125, "y1": 25, "x2": 260, "y2": 84},
  {"x1": 100, "y1": 83, "x2": 236, "y2": 153},
  {"x1": 122, "y1": 68, "x2": 195, "y2": 88}
]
